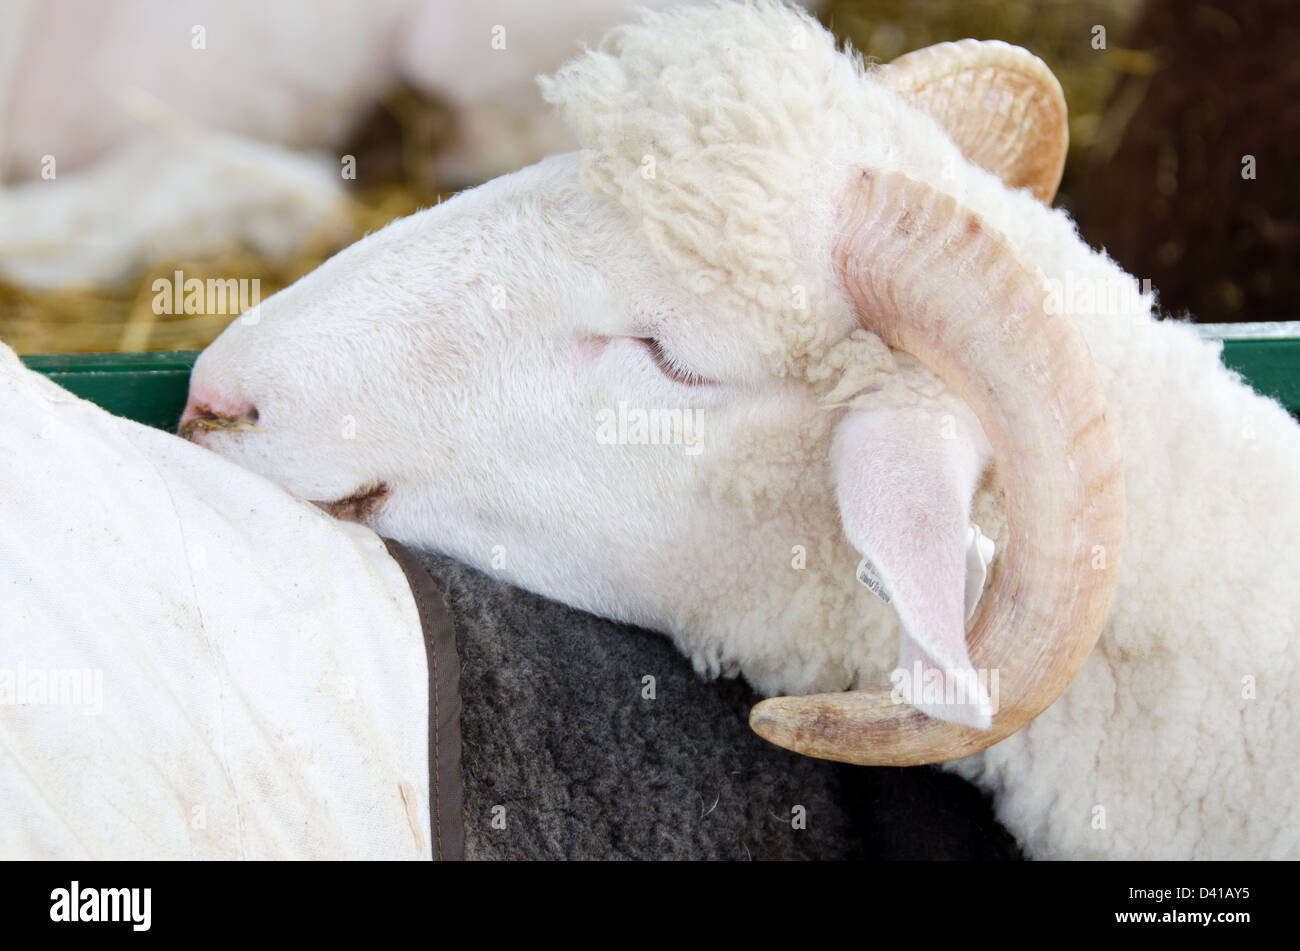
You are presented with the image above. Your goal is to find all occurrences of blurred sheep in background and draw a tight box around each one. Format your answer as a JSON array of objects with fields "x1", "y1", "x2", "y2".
[{"x1": 0, "y1": 0, "x2": 681, "y2": 299}]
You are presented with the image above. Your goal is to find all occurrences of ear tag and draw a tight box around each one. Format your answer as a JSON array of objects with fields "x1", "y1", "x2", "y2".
[
  {"x1": 854, "y1": 523, "x2": 994, "y2": 618},
  {"x1": 963, "y1": 524, "x2": 995, "y2": 621},
  {"x1": 855, "y1": 556, "x2": 892, "y2": 604}
]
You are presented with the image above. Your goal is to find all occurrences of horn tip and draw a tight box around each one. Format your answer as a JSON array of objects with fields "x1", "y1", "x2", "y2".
[
  {"x1": 749, "y1": 695, "x2": 821, "y2": 757},
  {"x1": 748, "y1": 697, "x2": 789, "y2": 743}
]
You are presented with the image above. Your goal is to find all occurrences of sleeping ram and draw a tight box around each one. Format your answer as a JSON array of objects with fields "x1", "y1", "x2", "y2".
[{"x1": 182, "y1": 0, "x2": 1300, "y2": 860}]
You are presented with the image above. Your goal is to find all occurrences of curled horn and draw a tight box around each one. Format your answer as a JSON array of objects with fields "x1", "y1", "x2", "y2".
[
  {"x1": 880, "y1": 39, "x2": 1069, "y2": 204},
  {"x1": 749, "y1": 169, "x2": 1125, "y2": 765}
]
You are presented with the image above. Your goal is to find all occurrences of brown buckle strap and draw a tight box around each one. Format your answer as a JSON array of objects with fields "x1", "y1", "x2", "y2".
[{"x1": 382, "y1": 538, "x2": 465, "y2": 861}]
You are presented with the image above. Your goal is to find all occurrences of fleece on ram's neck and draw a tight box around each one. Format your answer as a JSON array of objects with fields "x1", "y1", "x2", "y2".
[{"x1": 537, "y1": 0, "x2": 1300, "y2": 858}]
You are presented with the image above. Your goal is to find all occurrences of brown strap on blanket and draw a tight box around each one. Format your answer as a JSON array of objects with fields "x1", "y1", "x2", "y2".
[{"x1": 382, "y1": 538, "x2": 465, "y2": 861}]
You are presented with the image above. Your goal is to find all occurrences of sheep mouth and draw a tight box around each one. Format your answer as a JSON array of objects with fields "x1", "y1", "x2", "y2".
[{"x1": 312, "y1": 482, "x2": 390, "y2": 522}]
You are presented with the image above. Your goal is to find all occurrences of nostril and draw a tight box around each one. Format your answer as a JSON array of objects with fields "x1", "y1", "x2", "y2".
[{"x1": 179, "y1": 399, "x2": 262, "y2": 440}]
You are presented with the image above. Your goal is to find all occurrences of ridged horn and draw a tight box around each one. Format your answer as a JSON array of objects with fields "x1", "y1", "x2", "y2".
[
  {"x1": 750, "y1": 169, "x2": 1124, "y2": 765},
  {"x1": 880, "y1": 39, "x2": 1068, "y2": 204}
]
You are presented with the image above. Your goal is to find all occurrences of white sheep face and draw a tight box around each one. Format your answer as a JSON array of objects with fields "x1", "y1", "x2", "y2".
[
  {"x1": 183, "y1": 0, "x2": 1079, "y2": 740},
  {"x1": 185, "y1": 154, "x2": 834, "y2": 636}
]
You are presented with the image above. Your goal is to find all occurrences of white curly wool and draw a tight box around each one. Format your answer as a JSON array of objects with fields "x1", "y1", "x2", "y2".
[
  {"x1": 541, "y1": 3, "x2": 845, "y2": 373},
  {"x1": 540, "y1": 0, "x2": 1001, "y2": 381}
]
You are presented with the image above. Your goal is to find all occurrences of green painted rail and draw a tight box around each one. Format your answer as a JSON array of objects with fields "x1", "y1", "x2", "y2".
[
  {"x1": 1200, "y1": 324, "x2": 1300, "y2": 413},
  {"x1": 20, "y1": 350, "x2": 199, "y2": 433},
  {"x1": 16, "y1": 322, "x2": 1300, "y2": 432}
]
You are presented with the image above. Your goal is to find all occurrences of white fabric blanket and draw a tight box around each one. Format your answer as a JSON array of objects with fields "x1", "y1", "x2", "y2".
[{"x1": 0, "y1": 343, "x2": 432, "y2": 858}]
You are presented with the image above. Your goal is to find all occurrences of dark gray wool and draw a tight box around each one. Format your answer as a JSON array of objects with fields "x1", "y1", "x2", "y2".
[{"x1": 410, "y1": 550, "x2": 1023, "y2": 861}]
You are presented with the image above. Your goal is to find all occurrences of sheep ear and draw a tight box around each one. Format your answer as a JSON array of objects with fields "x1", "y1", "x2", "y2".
[
  {"x1": 880, "y1": 39, "x2": 1069, "y2": 204},
  {"x1": 831, "y1": 405, "x2": 995, "y2": 728}
]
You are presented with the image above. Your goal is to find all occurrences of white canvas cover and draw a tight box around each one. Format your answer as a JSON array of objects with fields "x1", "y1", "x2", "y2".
[{"x1": 0, "y1": 342, "x2": 432, "y2": 858}]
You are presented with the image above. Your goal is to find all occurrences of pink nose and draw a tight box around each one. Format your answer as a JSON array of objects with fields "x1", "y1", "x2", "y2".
[{"x1": 180, "y1": 383, "x2": 258, "y2": 432}]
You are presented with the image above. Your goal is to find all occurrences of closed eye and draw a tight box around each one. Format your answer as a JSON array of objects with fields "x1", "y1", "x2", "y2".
[{"x1": 633, "y1": 337, "x2": 714, "y2": 386}]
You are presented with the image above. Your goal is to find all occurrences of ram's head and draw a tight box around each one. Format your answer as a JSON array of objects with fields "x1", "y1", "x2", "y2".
[{"x1": 182, "y1": 1, "x2": 1124, "y2": 766}]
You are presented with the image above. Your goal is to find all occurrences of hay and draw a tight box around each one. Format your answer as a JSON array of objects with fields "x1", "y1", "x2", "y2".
[
  {"x1": 0, "y1": 179, "x2": 444, "y2": 354},
  {"x1": 0, "y1": 81, "x2": 451, "y2": 356}
]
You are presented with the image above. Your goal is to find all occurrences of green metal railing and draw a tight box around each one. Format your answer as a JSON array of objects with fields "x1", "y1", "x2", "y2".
[
  {"x1": 1196, "y1": 323, "x2": 1300, "y2": 413},
  {"x1": 16, "y1": 322, "x2": 1300, "y2": 432},
  {"x1": 19, "y1": 350, "x2": 199, "y2": 433}
]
